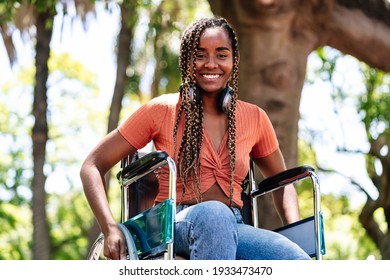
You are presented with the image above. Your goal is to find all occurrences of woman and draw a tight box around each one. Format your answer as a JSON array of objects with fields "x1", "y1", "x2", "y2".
[{"x1": 80, "y1": 17, "x2": 310, "y2": 260}]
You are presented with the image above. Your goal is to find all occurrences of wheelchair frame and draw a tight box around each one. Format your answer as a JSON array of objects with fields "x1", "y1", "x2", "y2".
[
  {"x1": 118, "y1": 151, "x2": 177, "y2": 259},
  {"x1": 87, "y1": 151, "x2": 177, "y2": 260},
  {"x1": 87, "y1": 150, "x2": 325, "y2": 260},
  {"x1": 248, "y1": 160, "x2": 326, "y2": 259}
]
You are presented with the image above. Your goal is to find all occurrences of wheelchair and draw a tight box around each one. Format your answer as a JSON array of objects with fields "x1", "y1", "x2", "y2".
[{"x1": 87, "y1": 150, "x2": 326, "y2": 260}]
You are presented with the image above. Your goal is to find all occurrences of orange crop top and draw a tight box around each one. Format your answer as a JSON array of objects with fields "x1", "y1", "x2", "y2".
[{"x1": 118, "y1": 93, "x2": 278, "y2": 207}]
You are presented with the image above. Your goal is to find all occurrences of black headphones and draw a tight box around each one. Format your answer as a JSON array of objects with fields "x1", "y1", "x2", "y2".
[
  {"x1": 180, "y1": 84, "x2": 232, "y2": 113},
  {"x1": 217, "y1": 86, "x2": 233, "y2": 113}
]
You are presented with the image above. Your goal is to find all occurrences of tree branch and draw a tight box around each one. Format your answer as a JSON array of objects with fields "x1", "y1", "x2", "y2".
[
  {"x1": 324, "y1": 3, "x2": 390, "y2": 71},
  {"x1": 359, "y1": 196, "x2": 384, "y2": 248},
  {"x1": 337, "y1": 0, "x2": 390, "y2": 27},
  {"x1": 318, "y1": 166, "x2": 384, "y2": 248},
  {"x1": 317, "y1": 166, "x2": 374, "y2": 199}
]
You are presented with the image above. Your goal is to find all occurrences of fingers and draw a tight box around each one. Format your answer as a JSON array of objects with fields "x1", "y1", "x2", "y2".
[
  {"x1": 103, "y1": 230, "x2": 127, "y2": 260},
  {"x1": 119, "y1": 239, "x2": 127, "y2": 260}
]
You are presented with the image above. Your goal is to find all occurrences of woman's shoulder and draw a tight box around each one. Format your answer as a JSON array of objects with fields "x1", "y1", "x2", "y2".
[
  {"x1": 149, "y1": 93, "x2": 180, "y2": 105},
  {"x1": 128, "y1": 93, "x2": 179, "y2": 121}
]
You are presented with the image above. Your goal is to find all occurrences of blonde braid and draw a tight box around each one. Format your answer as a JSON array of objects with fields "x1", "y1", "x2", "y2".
[{"x1": 227, "y1": 31, "x2": 239, "y2": 206}]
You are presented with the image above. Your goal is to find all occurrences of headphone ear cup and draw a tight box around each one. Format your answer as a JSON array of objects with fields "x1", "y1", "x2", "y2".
[
  {"x1": 217, "y1": 87, "x2": 233, "y2": 113},
  {"x1": 189, "y1": 85, "x2": 200, "y2": 104}
]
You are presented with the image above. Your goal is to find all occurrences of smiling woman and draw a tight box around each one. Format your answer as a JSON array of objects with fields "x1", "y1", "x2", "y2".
[
  {"x1": 80, "y1": 17, "x2": 310, "y2": 260},
  {"x1": 195, "y1": 27, "x2": 234, "y2": 94}
]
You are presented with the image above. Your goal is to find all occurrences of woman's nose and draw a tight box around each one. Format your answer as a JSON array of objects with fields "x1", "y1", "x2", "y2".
[{"x1": 204, "y1": 56, "x2": 217, "y2": 68}]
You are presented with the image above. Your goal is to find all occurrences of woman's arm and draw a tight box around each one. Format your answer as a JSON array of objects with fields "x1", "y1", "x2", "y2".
[
  {"x1": 252, "y1": 148, "x2": 300, "y2": 225},
  {"x1": 80, "y1": 129, "x2": 137, "y2": 259}
]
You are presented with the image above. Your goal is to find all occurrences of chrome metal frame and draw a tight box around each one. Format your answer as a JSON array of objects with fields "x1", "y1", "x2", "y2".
[
  {"x1": 250, "y1": 164, "x2": 325, "y2": 260},
  {"x1": 119, "y1": 153, "x2": 177, "y2": 260}
]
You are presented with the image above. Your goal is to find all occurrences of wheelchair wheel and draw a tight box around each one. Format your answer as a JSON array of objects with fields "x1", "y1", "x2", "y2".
[
  {"x1": 87, "y1": 233, "x2": 105, "y2": 260},
  {"x1": 86, "y1": 225, "x2": 139, "y2": 260}
]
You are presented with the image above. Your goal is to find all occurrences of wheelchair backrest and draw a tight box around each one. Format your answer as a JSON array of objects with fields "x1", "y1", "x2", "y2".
[{"x1": 118, "y1": 151, "x2": 161, "y2": 220}]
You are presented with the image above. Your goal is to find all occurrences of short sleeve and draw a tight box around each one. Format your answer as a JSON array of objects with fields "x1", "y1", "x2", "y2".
[
  {"x1": 250, "y1": 107, "x2": 279, "y2": 158},
  {"x1": 118, "y1": 96, "x2": 168, "y2": 149}
]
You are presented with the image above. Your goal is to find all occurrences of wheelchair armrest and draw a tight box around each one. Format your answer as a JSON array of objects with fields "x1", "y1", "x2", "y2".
[
  {"x1": 252, "y1": 165, "x2": 315, "y2": 198},
  {"x1": 117, "y1": 150, "x2": 169, "y2": 181}
]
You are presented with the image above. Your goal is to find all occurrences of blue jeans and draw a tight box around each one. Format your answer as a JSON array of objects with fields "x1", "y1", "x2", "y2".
[{"x1": 174, "y1": 200, "x2": 311, "y2": 260}]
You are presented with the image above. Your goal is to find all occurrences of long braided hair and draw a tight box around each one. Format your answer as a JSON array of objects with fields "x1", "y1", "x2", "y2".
[{"x1": 173, "y1": 18, "x2": 240, "y2": 205}]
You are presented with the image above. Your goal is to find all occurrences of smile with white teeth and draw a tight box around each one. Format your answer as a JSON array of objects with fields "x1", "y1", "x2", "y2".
[{"x1": 202, "y1": 74, "x2": 220, "y2": 79}]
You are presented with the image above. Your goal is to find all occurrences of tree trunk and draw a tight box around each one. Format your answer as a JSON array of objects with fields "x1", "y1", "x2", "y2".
[
  {"x1": 32, "y1": 10, "x2": 53, "y2": 260},
  {"x1": 106, "y1": 5, "x2": 134, "y2": 136},
  {"x1": 0, "y1": 22, "x2": 15, "y2": 65}
]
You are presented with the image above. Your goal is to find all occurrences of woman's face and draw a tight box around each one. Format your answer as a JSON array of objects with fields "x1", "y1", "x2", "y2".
[{"x1": 195, "y1": 27, "x2": 234, "y2": 95}]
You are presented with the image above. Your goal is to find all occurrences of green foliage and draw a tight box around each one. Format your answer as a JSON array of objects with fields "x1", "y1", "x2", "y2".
[
  {"x1": 297, "y1": 137, "x2": 381, "y2": 259},
  {"x1": 49, "y1": 189, "x2": 93, "y2": 260},
  {"x1": 303, "y1": 47, "x2": 390, "y2": 259},
  {"x1": 297, "y1": 186, "x2": 380, "y2": 259},
  {"x1": 358, "y1": 65, "x2": 390, "y2": 139},
  {"x1": 314, "y1": 47, "x2": 341, "y2": 81},
  {"x1": 0, "y1": 202, "x2": 32, "y2": 260},
  {"x1": 321, "y1": 195, "x2": 380, "y2": 260},
  {"x1": 295, "y1": 181, "x2": 382, "y2": 260},
  {"x1": 298, "y1": 139, "x2": 317, "y2": 168},
  {"x1": 135, "y1": 0, "x2": 212, "y2": 97},
  {"x1": 30, "y1": 0, "x2": 57, "y2": 12},
  {"x1": 49, "y1": 52, "x2": 98, "y2": 89},
  {"x1": 158, "y1": 45, "x2": 181, "y2": 93},
  {"x1": 0, "y1": 89, "x2": 33, "y2": 206},
  {"x1": 0, "y1": 1, "x2": 18, "y2": 23}
]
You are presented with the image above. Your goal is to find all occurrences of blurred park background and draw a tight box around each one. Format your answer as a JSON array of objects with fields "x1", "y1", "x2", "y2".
[{"x1": 1, "y1": 0, "x2": 390, "y2": 260}]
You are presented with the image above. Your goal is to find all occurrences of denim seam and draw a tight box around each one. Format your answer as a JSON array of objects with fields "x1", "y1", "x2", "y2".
[{"x1": 189, "y1": 222, "x2": 198, "y2": 259}]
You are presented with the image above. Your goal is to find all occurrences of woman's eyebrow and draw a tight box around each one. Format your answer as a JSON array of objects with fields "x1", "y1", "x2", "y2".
[{"x1": 197, "y1": 46, "x2": 231, "y2": 52}]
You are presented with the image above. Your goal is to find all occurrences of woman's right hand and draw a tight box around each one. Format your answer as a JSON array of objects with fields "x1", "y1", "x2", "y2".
[{"x1": 103, "y1": 225, "x2": 127, "y2": 260}]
